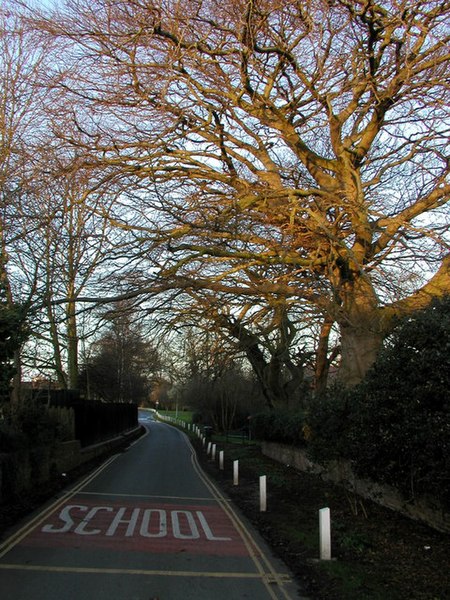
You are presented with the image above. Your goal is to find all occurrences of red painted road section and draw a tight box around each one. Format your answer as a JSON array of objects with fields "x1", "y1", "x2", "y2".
[{"x1": 21, "y1": 498, "x2": 249, "y2": 556}]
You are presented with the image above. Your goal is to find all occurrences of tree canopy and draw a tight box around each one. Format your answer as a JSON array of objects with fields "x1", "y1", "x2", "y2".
[{"x1": 1, "y1": 0, "x2": 449, "y2": 400}]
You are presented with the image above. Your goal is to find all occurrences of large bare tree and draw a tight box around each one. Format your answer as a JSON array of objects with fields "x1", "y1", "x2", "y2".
[
  {"x1": 26, "y1": 169, "x2": 120, "y2": 388},
  {"x1": 31, "y1": 0, "x2": 449, "y2": 386}
]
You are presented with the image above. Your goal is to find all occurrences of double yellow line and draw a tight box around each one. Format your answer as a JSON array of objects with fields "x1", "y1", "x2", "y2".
[{"x1": 0, "y1": 562, "x2": 291, "y2": 580}]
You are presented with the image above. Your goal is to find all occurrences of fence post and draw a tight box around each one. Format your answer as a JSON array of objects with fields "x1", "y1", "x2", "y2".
[{"x1": 233, "y1": 460, "x2": 239, "y2": 486}]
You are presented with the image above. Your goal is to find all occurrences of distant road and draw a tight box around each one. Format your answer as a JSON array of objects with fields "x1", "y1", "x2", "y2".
[{"x1": 0, "y1": 411, "x2": 303, "y2": 599}]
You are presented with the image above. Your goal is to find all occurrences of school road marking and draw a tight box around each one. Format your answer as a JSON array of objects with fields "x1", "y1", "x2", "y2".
[{"x1": 20, "y1": 499, "x2": 247, "y2": 557}]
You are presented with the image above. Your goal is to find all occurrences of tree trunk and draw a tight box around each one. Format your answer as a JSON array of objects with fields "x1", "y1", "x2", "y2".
[
  {"x1": 47, "y1": 300, "x2": 68, "y2": 389},
  {"x1": 315, "y1": 317, "x2": 335, "y2": 396},
  {"x1": 225, "y1": 317, "x2": 305, "y2": 407},
  {"x1": 10, "y1": 350, "x2": 22, "y2": 403},
  {"x1": 335, "y1": 275, "x2": 385, "y2": 387},
  {"x1": 335, "y1": 255, "x2": 450, "y2": 387},
  {"x1": 337, "y1": 320, "x2": 384, "y2": 387}
]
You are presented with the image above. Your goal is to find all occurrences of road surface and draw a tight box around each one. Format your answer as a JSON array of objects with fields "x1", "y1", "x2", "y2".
[{"x1": 0, "y1": 411, "x2": 304, "y2": 599}]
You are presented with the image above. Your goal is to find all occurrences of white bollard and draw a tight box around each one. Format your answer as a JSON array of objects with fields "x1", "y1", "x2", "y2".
[
  {"x1": 212, "y1": 444, "x2": 216, "y2": 460},
  {"x1": 319, "y1": 507, "x2": 331, "y2": 560},
  {"x1": 219, "y1": 450, "x2": 224, "y2": 470},
  {"x1": 233, "y1": 460, "x2": 239, "y2": 486},
  {"x1": 260, "y1": 475, "x2": 267, "y2": 512},
  {"x1": 207, "y1": 442, "x2": 212, "y2": 455}
]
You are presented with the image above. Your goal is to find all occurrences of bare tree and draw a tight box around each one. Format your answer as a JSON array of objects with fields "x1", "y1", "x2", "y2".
[
  {"x1": 80, "y1": 299, "x2": 160, "y2": 403},
  {"x1": 180, "y1": 326, "x2": 262, "y2": 429},
  {"x1": 1, "y1": 3, "x2": 130, "y2": 389},
  {"x1": 142, "y1": 280, "x2": 328, "y2": 407},
  {"x1": 29, "y1": 0, "x2": 449, "y2": 386},
  {"x1": 186, "y1": 288, "x2": 316, "y2": 407},
  {"x1": 30, "y1": 171, "x2": 120, "y2": 388},
  {"x1": 0, "y1": 2, "x2": 55, "y2": 397}
]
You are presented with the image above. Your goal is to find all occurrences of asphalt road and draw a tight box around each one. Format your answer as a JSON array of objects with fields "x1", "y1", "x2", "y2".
[{"x1": 0, "y1": 412, "x2": 303, "y2": 600}]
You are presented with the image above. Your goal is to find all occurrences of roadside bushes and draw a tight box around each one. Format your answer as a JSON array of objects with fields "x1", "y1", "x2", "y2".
[
  {"x1": 4, "y1": 402, "x2": 74, "y2": 447},
  {"x1": 256, "y1": 297, "x2": 450, "y2": 507},
  {"x1": 1, "y1": 401, "x2": 74, "y2": 449},
  {"x1": 312, "y1": 297, "x2": 450, "y2": 506}
]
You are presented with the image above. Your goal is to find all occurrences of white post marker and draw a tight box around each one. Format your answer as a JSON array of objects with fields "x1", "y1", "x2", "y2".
[
  {"x1": 319, "y1": 507, "x2": 331, "y2": 560},
  {"x1": 219, "y1": 450, "x2": 224, "y2": 470},
  {"x1": 260, "y1": 475, "x2": 267, "y2": 512},
  {"x1": 233, "y1": 460, "x2": 239, "y2": 486},
  {"x1": 207, "y1": 442, "x2": 212, "y2": 455},
  {"x1": 212, "y1": 444, "x2": 216, "y2": 460}
]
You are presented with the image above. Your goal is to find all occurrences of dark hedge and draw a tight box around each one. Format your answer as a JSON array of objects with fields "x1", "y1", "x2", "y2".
[{"x1": 255, "y1": 297, "x2": 450, "y2": 507}]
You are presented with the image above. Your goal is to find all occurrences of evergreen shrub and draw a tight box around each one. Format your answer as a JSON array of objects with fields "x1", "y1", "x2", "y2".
[{"x1": 309, "y1": 296, "x2": 450, "y2": 506}]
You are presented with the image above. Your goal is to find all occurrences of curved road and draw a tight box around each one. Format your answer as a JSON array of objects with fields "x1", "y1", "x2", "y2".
[{"x1": 0, "y1": 412, "x2": 303, "y2": 599}]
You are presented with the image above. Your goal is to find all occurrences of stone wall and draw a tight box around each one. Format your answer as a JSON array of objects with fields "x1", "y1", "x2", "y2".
[
  {"x1": 0, "y1": 426, "x2": 143, "y2": 503},
  {"x1": 262, "y1": 441, "x2": 449, "y2": 534}
]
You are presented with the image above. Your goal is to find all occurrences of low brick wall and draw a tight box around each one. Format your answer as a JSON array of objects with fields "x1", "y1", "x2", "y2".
[{"x1": 262, "y1": 441, "x2": 449, "y2": 534}]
